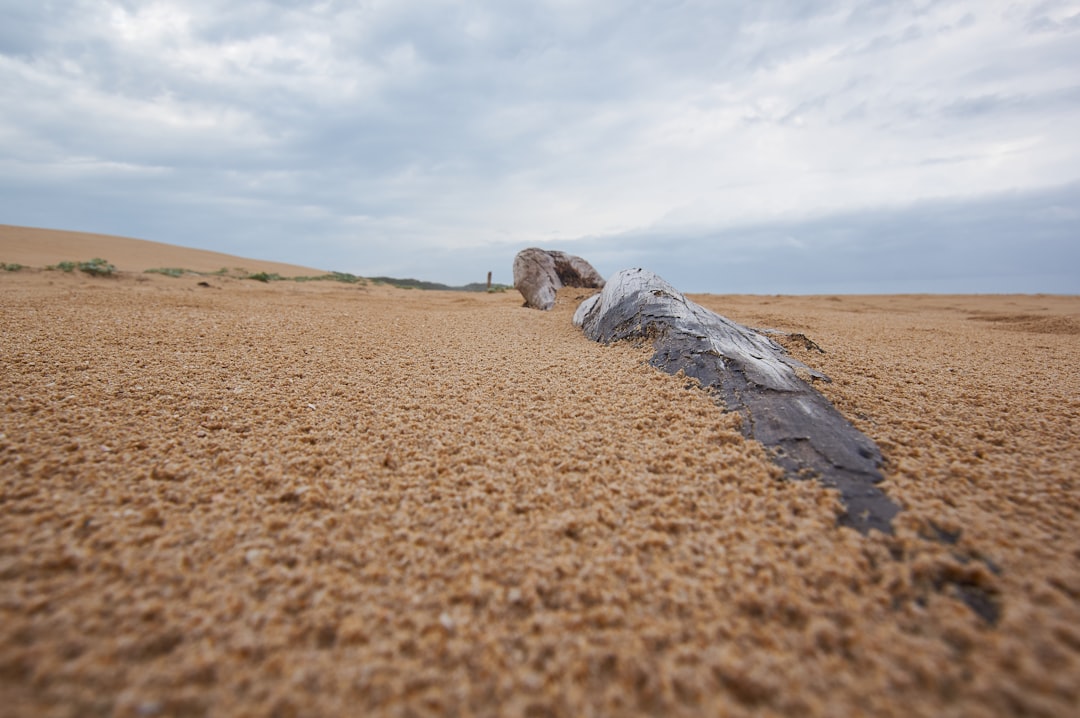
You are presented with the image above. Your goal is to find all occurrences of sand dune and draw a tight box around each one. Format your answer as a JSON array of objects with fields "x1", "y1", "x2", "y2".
[
  {"x1": 0, "y1": 224, "x2": 326, "y2": 276},
  {"x1": 1, "y1": 228, "x2": 1078, "y2": 716}
]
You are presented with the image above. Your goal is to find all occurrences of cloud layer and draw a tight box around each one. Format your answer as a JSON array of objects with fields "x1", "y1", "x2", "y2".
[{"x1": 2, "y1": 0, "x2": 1079, "y2": 292}]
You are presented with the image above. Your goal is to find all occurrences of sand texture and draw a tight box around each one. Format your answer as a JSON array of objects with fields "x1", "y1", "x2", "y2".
[{"x1": 2, "y1": 230, "x2": 1079, "y2": 716}]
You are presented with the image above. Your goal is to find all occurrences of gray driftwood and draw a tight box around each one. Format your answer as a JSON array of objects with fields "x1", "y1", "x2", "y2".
[
  {"x1": 574, "y1": 268, "x2": 899, "y2": 534},
  {"x1": 513, "y1": 248, "x2": 605, "y2": 311}
]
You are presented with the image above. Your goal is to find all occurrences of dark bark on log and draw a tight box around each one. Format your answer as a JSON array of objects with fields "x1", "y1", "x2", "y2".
[
  {"x1": 574, "y1": 268, "x2": 900, "y2": 534},
  {"x1": 514, "y1": 248, "x2": 605, "y2": 311}
]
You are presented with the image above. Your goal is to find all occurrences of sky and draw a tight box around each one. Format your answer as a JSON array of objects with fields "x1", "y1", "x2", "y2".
[{"x1": 2, "y1": 0, "x2": 1079, "y2": 294}]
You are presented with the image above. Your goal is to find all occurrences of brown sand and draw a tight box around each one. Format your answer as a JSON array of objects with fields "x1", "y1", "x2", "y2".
[
  {"x1": 0, "y1": 225, "x2": 325, "y2": 276},
  {"x1": 1, "y1": 229, "x2": 1078, "y2": 716}
]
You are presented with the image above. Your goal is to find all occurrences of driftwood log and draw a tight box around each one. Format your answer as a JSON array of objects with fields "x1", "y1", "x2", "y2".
[
  {"x1": 513, "y1": 248, "x2": 605, "y2": 310},
  {"x1": 574, "y1": 268, "x2": 900, "y2": 534}
]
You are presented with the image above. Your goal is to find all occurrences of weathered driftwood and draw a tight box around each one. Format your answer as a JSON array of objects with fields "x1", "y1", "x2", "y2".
[
  {"x1": 574, "y1": 268, "x2": 899, "y2": 534},
  {"x1": 513, "y1": 248, "x2": 605, "y2": 311}
]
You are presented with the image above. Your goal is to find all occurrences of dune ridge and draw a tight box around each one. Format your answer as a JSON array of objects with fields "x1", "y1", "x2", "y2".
[{"x1": 0, "y1": 224, "x2": 326, "y2": 276}]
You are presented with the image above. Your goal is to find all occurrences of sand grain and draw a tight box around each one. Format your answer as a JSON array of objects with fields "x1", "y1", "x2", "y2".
[{"x1": 2, "y1": 232, "x2": 1079, "y2": 716}]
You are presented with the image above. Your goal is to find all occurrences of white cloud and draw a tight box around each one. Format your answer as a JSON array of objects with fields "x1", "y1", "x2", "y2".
[{"x1": 0, "y1": 0, "x2": 1078, "y2": 290}]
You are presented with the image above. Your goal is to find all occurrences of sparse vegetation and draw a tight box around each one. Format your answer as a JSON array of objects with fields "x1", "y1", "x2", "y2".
[
  {"x1": 141, "y1": 266, "x2": 368, "y2": 285},
  {"x1": 293, "y1": 272, "x2": 367, "y2": 285},
  {"x1": 78, "y1": 258, "x2": 116, "y2": 276},
  {"x1": 370, "y1": 276, "x2": 449, "y2": 290},
  {"x1": 44, "y1": 258, "x2": 116, "y2": 276},
  {"x1": 1, "y1": 262, "x2": 24, "y2": 272},
  {"x1": 244, "y1": 270, "x2": 372, "y2": 284},
  {"x1": 330, "y1": 272, "x2": 364, "y2": 284},
  {"x1": 145, "y1": 268, "x2": 188, "y2": 278},
  {"x1": 246, "y1": 271, "x2": 284, "y2": 283},
  {"x1": 30, "y1": 257, "x2": 481, "y2": 290},
  {"x1": 370, "y1": 276, "x2": 511, "y2": 292}
]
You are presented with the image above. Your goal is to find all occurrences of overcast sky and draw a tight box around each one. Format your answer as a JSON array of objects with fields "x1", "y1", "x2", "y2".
[{"x1": 2, "y1": 0, "x2": 1078, "y2": 293}]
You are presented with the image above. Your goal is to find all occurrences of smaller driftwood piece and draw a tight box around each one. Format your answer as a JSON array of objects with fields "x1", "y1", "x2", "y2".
[
  {"x1": 514, "y1": 248, "x2": 605, "y2": 311},
  {"x1": 574, "y1": 268, "x2": 899, "y2": 534}
]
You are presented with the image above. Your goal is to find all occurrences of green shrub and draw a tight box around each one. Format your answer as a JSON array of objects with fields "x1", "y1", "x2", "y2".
[
  {"x1": 246, "y1": 271, "x2": 283, "y2": 283},
  {"x1": 45, "y1": 259, "x2": 115, "y2": 275},
  {"x1": 325, "y1": 272, "x2": 365, "y2": 284},
  {"x1": 145, "y1": 267, "x2": 187, "y2": 278},
  {"x1": 78, "y1": 258, "x2": 116, "y2": 276},
  {"x1": 292, "y1": 272, "x2": 366, "y2": 285},
  {"x1": 1, "y1": 262, "x2": 24, "y2": 272}
]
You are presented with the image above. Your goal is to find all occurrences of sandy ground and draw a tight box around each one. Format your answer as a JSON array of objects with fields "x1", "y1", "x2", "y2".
[{"x1": 1, "y1": 228, "x2": 1078, "y2": 716}]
